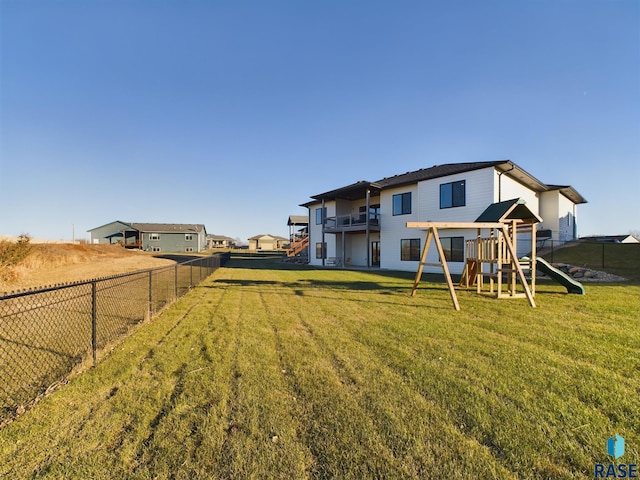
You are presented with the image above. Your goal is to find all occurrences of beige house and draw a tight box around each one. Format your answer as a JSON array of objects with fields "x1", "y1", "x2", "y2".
[{"x1": 247, "y1": 234, "x2": 288, "y2": 251}]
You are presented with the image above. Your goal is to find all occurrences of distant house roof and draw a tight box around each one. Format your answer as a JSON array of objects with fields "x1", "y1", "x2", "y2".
[
  {"x1": 303, "y1": 160, "x2": 587, "y2": 205},
  {"x1": 583, "y1": 235, "x2": 639, "y2": 244},
  {"x1": 87, "y1": 221, "x2": 206, "y2": 234},
  {"x1": 288, "y1": 215, "x2": 309, "y2": 226},
  {"x1": 207, "y1": 234, "x2": 235, "y2": 242},
  {"x1": 475, "y1": 198, "x2": 542, "y2": 224},
  {"x1": 248, "y1": 234, "x2": 288, "y2": 241},
  {"x1": 129, "y1": 223, "x2": 206, "y2": 234}
]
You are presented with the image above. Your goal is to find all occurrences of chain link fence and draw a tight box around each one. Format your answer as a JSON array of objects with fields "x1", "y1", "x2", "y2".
[{"x1": 0, "y1": 253, "x2": 229, "y2": 424}]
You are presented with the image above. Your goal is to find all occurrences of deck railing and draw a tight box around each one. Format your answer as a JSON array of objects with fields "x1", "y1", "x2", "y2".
[{"x1": 323, "y1": 213, "x2": 380, "y2": 230}]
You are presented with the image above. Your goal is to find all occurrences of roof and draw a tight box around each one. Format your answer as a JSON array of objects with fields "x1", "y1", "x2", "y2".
[
  {"x1": 304, "y1": 160, "x2": 586, "y2": 205},
  {"x1": 129, "y1": 223, "x2": 206, "y2": 234},
  {"x1": 545, "y1": 185, "x2": 588, "y2": 205},
  {"x1": 87, "y1": 220, "x2": 137, "y2": 232},
  {"x1": 310, "y1": 180, "x2": 380, "y2": 202},
  {"x1": 583, "y1": 235, "x2": 639, "y2": 244},
  {"x1": 207, "y1": 234, "x2": 235, "y2": 241},
  {"x1": 374, "y1": 161, "x2": 512, "y2": 189},
  {"x1": 288, "y1": 215, "x2": 308, "y2": 226},
  {"x1": 89, "y1": 221, "x2": 206, "y2": 234},
  {"x1": 248, "y1": 234, "x2": 288, "y2": 241},
  {"x1": 475, "y1": 198, "x2": 542, "y2": 224}
]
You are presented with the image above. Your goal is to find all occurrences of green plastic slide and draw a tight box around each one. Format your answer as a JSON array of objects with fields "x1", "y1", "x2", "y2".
[{"x1": 522, "y1": 256, "x2": 585, "y2": 295}]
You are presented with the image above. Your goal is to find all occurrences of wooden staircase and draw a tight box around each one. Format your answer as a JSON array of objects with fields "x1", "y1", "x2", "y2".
[{"x1": 287, "y1": 235, "x2": 309, "y2": 257}]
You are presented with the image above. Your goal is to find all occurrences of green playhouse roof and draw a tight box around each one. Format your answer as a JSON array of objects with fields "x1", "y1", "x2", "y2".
[{"x1": 475, "y1": 198, "x2": 542, "y2": 224}]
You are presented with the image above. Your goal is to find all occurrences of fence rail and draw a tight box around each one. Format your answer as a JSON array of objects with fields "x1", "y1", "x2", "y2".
[{"x1": 0, "y1": 252, "x2": 229, "y2": 425}]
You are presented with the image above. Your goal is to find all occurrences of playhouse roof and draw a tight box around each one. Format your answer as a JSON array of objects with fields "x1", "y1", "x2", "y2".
[{"x1": 475, "y1": 198, "x2": 542, "y2": 224}]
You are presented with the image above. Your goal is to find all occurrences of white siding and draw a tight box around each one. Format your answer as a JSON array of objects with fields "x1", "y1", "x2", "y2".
[
  {"x1": 382, "y1": 168, "x2": 497, "y2": 274},
  {"x1": 418, "y1": 168, "x2": 496, "y2": 223},
  {"x1": 558, "y1": 193, "x2": 577, "y2": 242},
  {"x1": 379, "y1": 184, "x2": 420, "y2": 271},
  {"x1": 307, "y1": 201, "x2": 336, "y2": 266},
  {"x1": 499, "y1": 174, "x2": 539, "y2": 211},
  {"x1": 539, "y1": 190, "x2": 578, "y2": 243},
  {"x1": 539, "y1": 190, "x2": 559, "y2": 237}
]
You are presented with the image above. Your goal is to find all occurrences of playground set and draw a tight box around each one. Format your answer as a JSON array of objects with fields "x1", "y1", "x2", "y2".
[{"x1": 407, "y1": 198, "x2": 584, "y2": 311}]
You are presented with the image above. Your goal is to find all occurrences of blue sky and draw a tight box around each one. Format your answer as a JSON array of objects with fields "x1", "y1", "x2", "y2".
[{"x1": 1, "y1": 0, "x2": 638, "y2": 243}]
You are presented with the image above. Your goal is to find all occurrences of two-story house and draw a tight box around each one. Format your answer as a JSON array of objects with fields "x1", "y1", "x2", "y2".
[{"x1": 302, "y1": 160, "x2": 586, "y2": 274}]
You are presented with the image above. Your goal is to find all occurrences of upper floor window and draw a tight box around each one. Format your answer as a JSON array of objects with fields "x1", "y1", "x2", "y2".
[
  {"x1": 440, "y1": 180, "x2": 465, "y2": 209},
  {"x1": 149, "y1": 233, "x2": 160, "y2": 241},
  {"x1": 392, "y1": 192, "x2": 412, "y2": 215},
  {"x1": 185, "y1": 234, "x2": 194, "y2": 241},
  {"x1": 315, "y1": 207, "x2": 327, "y2": 225}
]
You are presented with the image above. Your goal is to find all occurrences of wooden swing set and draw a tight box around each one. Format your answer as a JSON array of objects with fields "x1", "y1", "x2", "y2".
[{"x1": 407, "y1": 199, "x2": 541, "y2": 311}]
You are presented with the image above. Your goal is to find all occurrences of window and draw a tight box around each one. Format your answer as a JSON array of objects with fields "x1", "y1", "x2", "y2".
[
  {"x1": 315, "y1": 207, "x2": 327, "y2": 225},
  {"x1": 401, "y1": 239, "x2": 421, "y2": 261},
  {"x1": 151, "y1": 246, "x2": 161, "y2": 252},
  {"x1": 150, "y1": 233, "x2": 160, "y2": 241},
  {"x1": 185, "y1": 234, "x2": 194, "y2": 241},
  {"x1": 440, "y1": 237, "x2": 464, "y2": 262},
  {"x1": 440, "y1": 180, "x2": 466, "y2": 209},
  {"x1": 315, "y1": 242, "x2": 327, "y2": 259},
  {"x1": 185, "y1": 247, "x2": 194, "y2": 252},
  {"x1": 392, "y1": 192, "x2": 412, "y2": 215}
]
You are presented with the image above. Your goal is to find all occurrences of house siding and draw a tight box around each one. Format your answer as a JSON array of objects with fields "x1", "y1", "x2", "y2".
[
  {"x1": 143, "y1": 231, "x2": 204, "y2": 252},
  {"x1": 308, "y1": 201, "x2": 336, "y2": 266},
  {"x1": 379, "y1": 184, "x2": 420, "y2": 271},
  {"x1": 305, "y1": 162, "x2": 583, "y2": 274},
  {"x1": 89, "y1": 221, "x2": 134, "y2": 244}
]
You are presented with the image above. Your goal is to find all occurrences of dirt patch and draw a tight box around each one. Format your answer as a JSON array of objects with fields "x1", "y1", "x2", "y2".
[{"x1": 1, "y1": 244, "x2": 176, "y2": 293}]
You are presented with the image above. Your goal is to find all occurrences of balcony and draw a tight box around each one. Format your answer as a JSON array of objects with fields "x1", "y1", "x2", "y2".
[{"x1": 323, "y1": 213, "x2": 381, "y2": 233}]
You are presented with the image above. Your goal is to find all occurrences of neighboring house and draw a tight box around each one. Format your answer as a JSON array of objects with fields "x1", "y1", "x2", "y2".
[
  {"x1": 301, "y1": 160, "x2": 587, "y2": 274},
  {"x1": 88, "y1": 221, "x2": 207, "y2": 253},
  {"x1": 247, "y1": 234, "x2": 288, "y2": 250},
  {"x1": 207, "y1": 234, "x2": 236, "y2": 249},
  {"x1": 287, "y1": 215, "x2": 309, "y2": 242},
  {"x1": 583, "y1": 235, "x2": 639, "y2": 244}
]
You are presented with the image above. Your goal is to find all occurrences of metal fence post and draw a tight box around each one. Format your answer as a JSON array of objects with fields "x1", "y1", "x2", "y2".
[
  {"x1": 148, "y1": 270, "x2": 153, "y2": 317},
  {"x1": 91, "y1": 281, "x2": 97, "y2": 367},
  {"x1": 174, "y1": 264, "x2": 178, "y2": 300},
  {"x1": 190, "y1": 263, "x2": 193, "y2": 289}
]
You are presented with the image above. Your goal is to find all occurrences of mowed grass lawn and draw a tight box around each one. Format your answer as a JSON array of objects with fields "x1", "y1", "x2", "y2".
[{"x1": 1, "y1": 257, "x2": 639, "y2": 479}]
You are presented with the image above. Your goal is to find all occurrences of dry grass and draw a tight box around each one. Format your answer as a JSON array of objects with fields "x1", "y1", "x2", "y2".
[{"x1": 0, "y1": 244, "x2": 176, "y2": 293}]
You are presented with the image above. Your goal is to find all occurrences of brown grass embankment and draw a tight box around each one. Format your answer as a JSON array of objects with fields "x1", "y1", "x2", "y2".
[{"x1": 0, "y1": 243, "x2": 176, "y2": 293}]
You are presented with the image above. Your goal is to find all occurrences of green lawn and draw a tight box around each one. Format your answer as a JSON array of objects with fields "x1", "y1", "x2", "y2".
[{"x1": 1, "y1": 257, "x2": 639, "y2": 479}]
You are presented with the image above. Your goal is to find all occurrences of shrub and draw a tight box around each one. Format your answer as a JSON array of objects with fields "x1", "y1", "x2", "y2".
[{"x1": 0, "y1": 235, "x2": 32, "y2": 282}]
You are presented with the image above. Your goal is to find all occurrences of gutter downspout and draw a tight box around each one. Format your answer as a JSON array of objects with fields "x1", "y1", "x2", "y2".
[
  {"x1": 321, "y1": 198, "x2": 326, "y2": 267},
  {"x1": 497, "y1": 164, "x2": 516, "y2": 202}
]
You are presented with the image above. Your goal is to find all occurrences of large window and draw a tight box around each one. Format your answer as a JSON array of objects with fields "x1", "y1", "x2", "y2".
[
  {"x1": 315, "y1": 207, "x2": 326, "y2": 225},
  {"x1": 315, "y1": 242, "x2": 327, "y2": 259},
  {"x1": 393, "y1": 192, "x2": 412, "y2": 215},
  {"x1": 440, "y1": 236, "x2": 464, "y2": 262},
  {"x1": 440, "y1": 180, "x2": 466, "y2": 209},
  {"x1": 400, "y1": 238, "x2": 421, "y2": 261}
]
